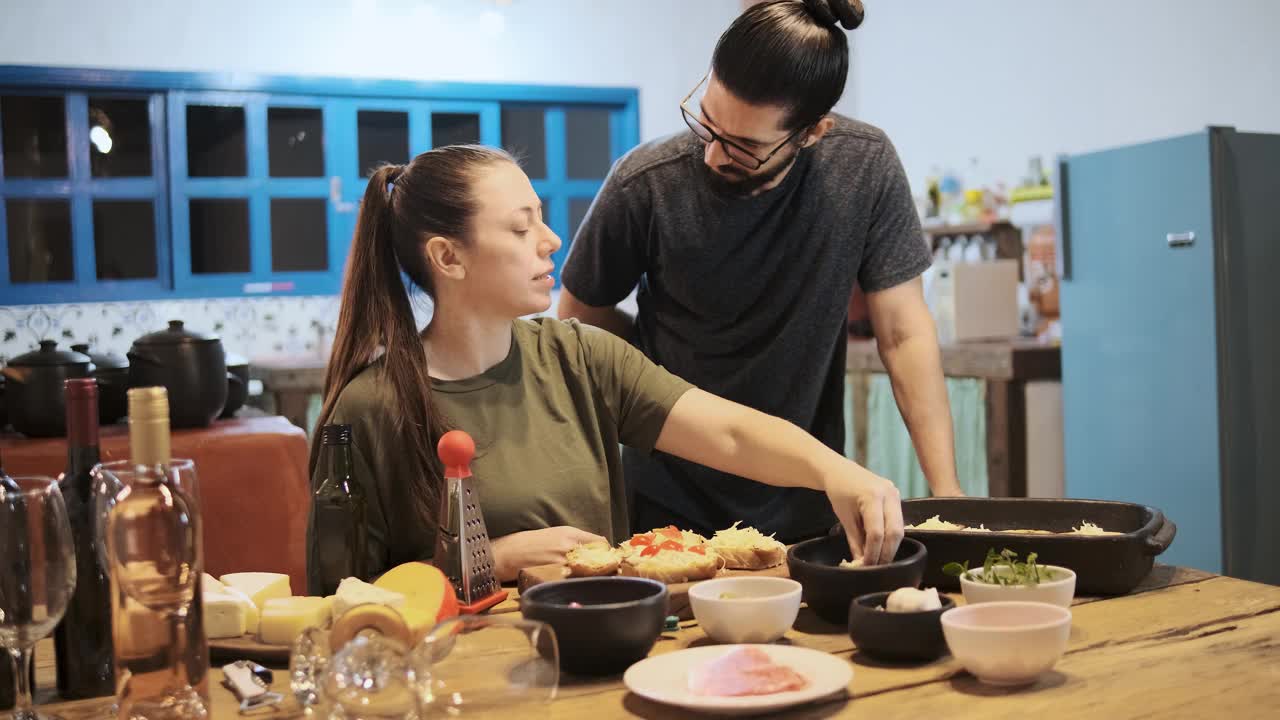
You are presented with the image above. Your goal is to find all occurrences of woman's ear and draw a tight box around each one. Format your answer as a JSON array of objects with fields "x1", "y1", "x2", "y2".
[
  {"x1": 800, "y1": 116, "x2": 837, "y2": 148},
  {"x1": 425, "y1": 236, "x2": 466, "y2": 280}
]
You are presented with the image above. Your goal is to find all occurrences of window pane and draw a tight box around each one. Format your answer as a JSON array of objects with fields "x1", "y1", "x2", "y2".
[
  {"x1": 268, "y1": 107, "x2": 325, "y2": 177},
  {"x1": 186, "y1": 105, "x2": 247, "y2": 177},
  {"x1": 189, "y1": 198, "x2": 249, "y2": 274},
  {"x1": 565, "y1": 109, "x2": 612, "y2": 179},
  {"x1": 94, "y1": 200, "x2": 156, "y2": 280},
  {"x1": 501, "y1": 106, "x2": 546, "y2": 179},
  {"x1": 1, "y1": 95, "x2": 68, "y2": 178},
  {"x1": 432, "y1": 113, "x2": 480, "y2": 148},
  {"x1": 89, "y1": 98, "x2": 152, "y2": 177},
  {"x1": 357, "y1": 110, "x2": 408, "y2": 178},
  {"x1": 569, "y1": 197, "x2": 594, "y2": 241},
  {"x1": 6, "y1": 199, "x2": 72, "y2": 283},
  {"x1": 271, "y1": 198, "x2": 328, "y2": 272}
]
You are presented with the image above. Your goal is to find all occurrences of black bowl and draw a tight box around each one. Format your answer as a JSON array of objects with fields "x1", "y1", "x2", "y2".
[
  {"x1": 520, "y1": 576, "x2": 668, "y2": 676},
  {"x1": 787, "y1": 536, "x2": 927, "y2": 625},
  {"x1": 848, "y1": 590, "x2": 955, "y2": 662}
]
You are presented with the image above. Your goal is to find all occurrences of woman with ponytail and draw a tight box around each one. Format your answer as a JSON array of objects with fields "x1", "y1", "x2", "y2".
[
  {"x1": 307, "y1": 144, "x2": 904, "y2": 589},
  {"x1": 559, "y1": 0, "x2": 964, "y2": 545}
]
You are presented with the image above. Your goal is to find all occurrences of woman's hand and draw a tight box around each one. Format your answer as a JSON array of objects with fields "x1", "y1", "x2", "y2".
[
  {"x1": 822, "y1": 460, "x2": 904, "y2": 566},
  {"x1": 490, "y1": 526, "x2": 607, "y2": 582}
]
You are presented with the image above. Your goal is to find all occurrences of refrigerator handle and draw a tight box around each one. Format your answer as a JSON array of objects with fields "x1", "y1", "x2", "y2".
[{"x1": 1053, "y1": 155, "x2": 1072, "y2": 281}]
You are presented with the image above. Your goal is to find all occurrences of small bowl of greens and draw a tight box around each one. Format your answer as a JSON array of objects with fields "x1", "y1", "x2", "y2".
[{"x1": 944, "y1": 549, "x2": 1076, "y2": 608}]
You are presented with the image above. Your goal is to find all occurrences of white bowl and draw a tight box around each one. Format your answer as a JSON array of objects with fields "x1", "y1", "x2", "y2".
[
  {"x1": 687, "y1": 577, "x2": 802, "y2": 644},
  {"x1": 941, "y1": 601, "x2": 1072, "y2": 686},
  {"x1": 959, "y1": 565, "x2": 1076, "y2": 608}
]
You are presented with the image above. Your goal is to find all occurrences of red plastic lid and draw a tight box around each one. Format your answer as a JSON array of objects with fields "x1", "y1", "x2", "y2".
[{"x1": 437, "y1": 430, "x2": 475, "y2": 479}]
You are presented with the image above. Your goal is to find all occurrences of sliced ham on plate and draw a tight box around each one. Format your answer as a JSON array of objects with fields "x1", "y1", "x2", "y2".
[{"x1": 687, "y1": 646, "x2": 809, "y2": 697}]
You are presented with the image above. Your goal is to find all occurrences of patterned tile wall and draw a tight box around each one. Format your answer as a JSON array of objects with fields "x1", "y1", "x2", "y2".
[
  {"x1": 1, "y1": 289, "x2": 559, "y2": 367},
  {"x1": 0, "y1": 295, "x2": 344, "y2": 365}
]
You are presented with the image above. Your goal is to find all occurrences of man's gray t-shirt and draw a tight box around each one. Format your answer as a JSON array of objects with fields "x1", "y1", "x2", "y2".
[{"x1": 561, "y1": 114, "x2": 930, "y2": 541}]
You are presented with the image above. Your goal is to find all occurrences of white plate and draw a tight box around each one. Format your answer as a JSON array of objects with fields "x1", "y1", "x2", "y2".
[{"x1": 622, "y1": 644, "x2": 852, "y2": 716}]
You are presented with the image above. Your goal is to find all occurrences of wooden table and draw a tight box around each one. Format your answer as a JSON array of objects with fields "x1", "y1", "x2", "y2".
[
  {"x1": 847, "y1": 338, "x2": 1062, "y2": 497},
  {"x1": 29, "y1": 565, "x2": 1280, "y2": 718}
]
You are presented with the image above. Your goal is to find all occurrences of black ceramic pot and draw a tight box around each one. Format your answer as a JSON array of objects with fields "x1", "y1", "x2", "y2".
[
  {"x1": 128, "y1": 320, "x2": 228, "y2": 429},
  {"x1": 520, "y1": 577, "x2": 668, "y2": 676},
  {"x1": 787, "y1": 536, "x2": 928, "y2": 626},
  {"x1": 221, "y1": 353, "x2": 249, "y2": 419},
  {"x1": 2, "y1": 340, "x2": 92, "y2": 437},
  {"x1": 71, "y1": 343, "x2": 130, "y2": 425}
]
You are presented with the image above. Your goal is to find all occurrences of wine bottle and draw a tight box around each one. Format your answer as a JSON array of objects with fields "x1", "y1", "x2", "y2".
[
  {"x1": 53, "y1": 378, "x2": 115, "y2": 699},
  {"x1": 308, "y1": 423, "x2": 368, "y2": 596},
  {"x1": 107, "y1": 386, "x2": 209, "y2": 717}
]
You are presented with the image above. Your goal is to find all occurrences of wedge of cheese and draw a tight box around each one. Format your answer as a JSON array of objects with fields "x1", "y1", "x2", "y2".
[
  {"x1": 259, "y1": 596, "x2": 331, "y2": 646},
  {"x1": 219, "y1": 586, "x2": 261, "y2": 635},
  {"x1": 203, "y1": 590, "x2": 250, "y2": 639},
  {"x1": 219, "y1": 572, "x2": 291, "y2": 610},
  {"x1": 331, "y1": 577, "x2": 405, "y2": 619},
  {"x1": 202, "y1": 573, "x2": 225, "y2": 593}
]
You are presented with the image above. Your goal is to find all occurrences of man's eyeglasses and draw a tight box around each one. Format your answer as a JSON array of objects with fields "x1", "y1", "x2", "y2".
[{"x1": 679, "y1": 72, "x2": 807, "y2": 171}]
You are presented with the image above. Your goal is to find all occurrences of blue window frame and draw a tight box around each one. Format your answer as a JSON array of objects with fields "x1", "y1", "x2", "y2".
[
  {"x1": 0, "y1": 66, "x2": 639, "y2": 305},
  {"x1": 0, "y1": 90, "x2": 170, "y2": 304}
]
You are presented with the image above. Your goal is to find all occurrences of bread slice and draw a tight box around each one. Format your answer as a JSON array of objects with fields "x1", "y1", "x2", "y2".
[
  {"x1": 565, "y1": 541, "x2": 622, "y2": 578},
  {"x1": 619, "y1": 547, "x2": 721, "y2": 584},
  {"x1": 706, "y1": 522, "x2": 787, "y2": 570}
]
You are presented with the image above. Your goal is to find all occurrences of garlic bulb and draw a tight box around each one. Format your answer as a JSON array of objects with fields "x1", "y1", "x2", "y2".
[{"x1": 885, "y1": 586, "x2": 942, "y2": 613}]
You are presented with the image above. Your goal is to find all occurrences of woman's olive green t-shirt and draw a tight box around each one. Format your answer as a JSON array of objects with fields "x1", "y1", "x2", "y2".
[{"x1": 306, "y1": 317, "x2": 693, "y2": 587}]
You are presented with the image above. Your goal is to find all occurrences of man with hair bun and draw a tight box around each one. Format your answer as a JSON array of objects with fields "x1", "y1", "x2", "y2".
[{"x1": 560, "y1": 0, "x2": 963, "y2": 543}]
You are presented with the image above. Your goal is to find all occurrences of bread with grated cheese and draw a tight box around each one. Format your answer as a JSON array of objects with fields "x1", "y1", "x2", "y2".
[
  {"x1": 565, "y1": 541, "x2": 622, "y2": 578},
  {"x1": 706, "y1": 521, "x2": 787, "y2": 570}
]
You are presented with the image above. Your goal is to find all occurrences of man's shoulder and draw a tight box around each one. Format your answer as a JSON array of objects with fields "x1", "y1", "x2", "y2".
[
  {"x1": 610, "y1": 131, "x2": 699, "y2": 186},
  {"x1": 822, "y1": 113, "x2": 893, "y2": 148}
]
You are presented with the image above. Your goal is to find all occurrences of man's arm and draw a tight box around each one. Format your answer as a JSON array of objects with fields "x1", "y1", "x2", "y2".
[
  {"x1": 557, "y1": 288, "x2": 636, "y2": 341},
  {"x1": 865, "y1": 277, "x2": 964, "y2": 497}
]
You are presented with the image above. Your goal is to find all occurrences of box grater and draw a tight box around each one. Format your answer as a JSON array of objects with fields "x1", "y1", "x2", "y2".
[{"x1": 432, "y1": 430, "x2": 509, "y2": 614}]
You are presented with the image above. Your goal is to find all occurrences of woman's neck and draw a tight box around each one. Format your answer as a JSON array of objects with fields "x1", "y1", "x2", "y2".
[{"x1": 422, "y1": 298, "x2": 513, "y2": 381}]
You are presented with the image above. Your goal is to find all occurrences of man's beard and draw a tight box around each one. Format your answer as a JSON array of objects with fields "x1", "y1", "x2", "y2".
[{"x1": 702, "y1": 145, "x2": 800, "y2": 197}]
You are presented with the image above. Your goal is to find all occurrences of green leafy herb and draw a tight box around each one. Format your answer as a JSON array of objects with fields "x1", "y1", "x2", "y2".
[{"x1": 942, "y1": 548, "x2": 1060, "y2": 586}]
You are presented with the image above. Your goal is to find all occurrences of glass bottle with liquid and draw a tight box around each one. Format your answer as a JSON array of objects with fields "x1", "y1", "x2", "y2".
[
  {"x1": 308, "y1": 423, "x2": 368, "y2": 596},
  {"x1": 54, "y1": 378, "x2": 115, "y2": 699},
  {"x1": 104, "y1": 386, "x2": 209, "y2": 719}
]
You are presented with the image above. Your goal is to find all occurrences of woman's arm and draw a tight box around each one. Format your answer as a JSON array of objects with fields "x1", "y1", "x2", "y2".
[{"x1": 654, "y1": 389, "x2": 904, "y2": 565}]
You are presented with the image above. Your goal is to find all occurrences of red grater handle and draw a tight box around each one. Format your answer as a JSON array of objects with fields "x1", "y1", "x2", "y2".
[{"x1": 438, "y1": 430, "x2": 475, "y2": 479}]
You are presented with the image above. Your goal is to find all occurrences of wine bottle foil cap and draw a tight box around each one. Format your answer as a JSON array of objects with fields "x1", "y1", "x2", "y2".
[
  {"x1": 127, "y1": 386, "x2": 169, "y2": 421},
  {"x1": 64, "y1": 377, "x2": 98, "y2": 399}
]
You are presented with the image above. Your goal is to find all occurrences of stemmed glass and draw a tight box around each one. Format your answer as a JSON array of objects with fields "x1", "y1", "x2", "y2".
[
  {"x1": 93, "y1": 460, "x2": 207, "y2": 719},
  {"x1": 412, "y1": 615, "x2": 559, "y2": 717},
  {"x1": 0, "y1": 476, "x2": 77, "y2": 720},
  {"x1": 289, "y1": 614, "x2": 560, "y2": 718}
]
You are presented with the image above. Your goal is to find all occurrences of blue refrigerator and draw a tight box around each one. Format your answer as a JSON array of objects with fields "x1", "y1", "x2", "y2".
[{"x1": 1056, "y1": 127, "x2": 1279, "y2": 583}]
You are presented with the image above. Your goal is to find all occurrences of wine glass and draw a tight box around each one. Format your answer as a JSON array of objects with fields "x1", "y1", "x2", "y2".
[
  {"x1": 412, "y1": 615, "x2": 559, "y2": 717},
  {"x1": 0, "y1": 476, "x2": 77, "y2": 720},
  {"x1": 94, "y1": 460, "x2": 207, "y2": 719}
]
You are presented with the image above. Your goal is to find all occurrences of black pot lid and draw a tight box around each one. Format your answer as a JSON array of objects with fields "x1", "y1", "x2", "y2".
[
  {"x1": 10, "y1": 339, "x2": 92, "y2": 367},
  {"x1": 71, "y1": 343, "x2": 129, "y2": 370},
  {"x1": 225, "y1": 352, "x2": 249, "y2": 369},
  {"x1": 134, "y1": 320, "x2": 221, "y2": 346}
]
